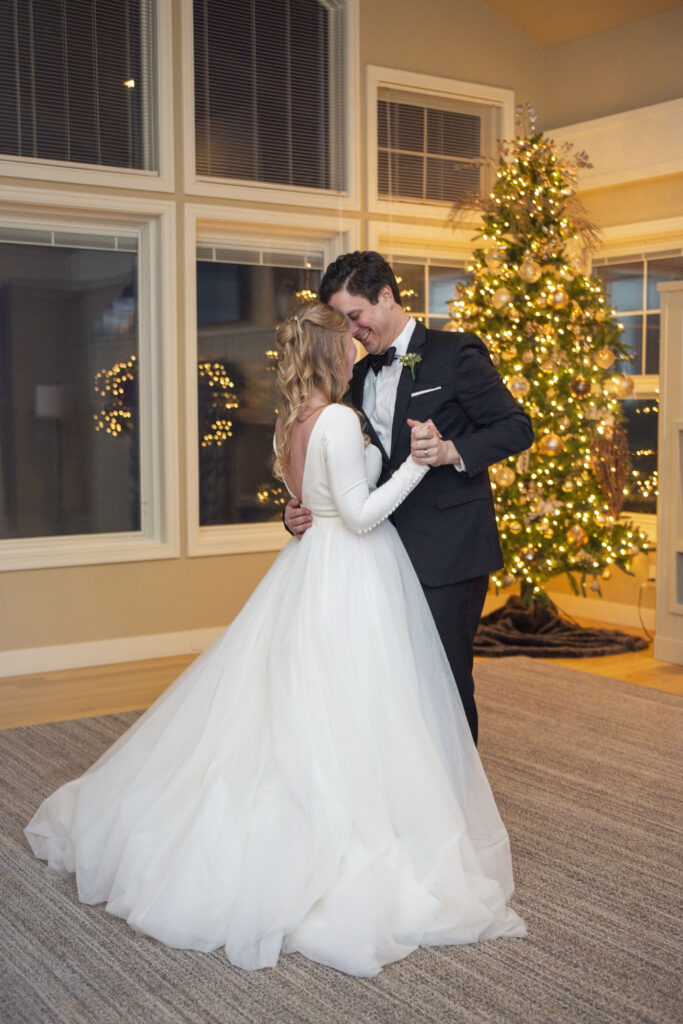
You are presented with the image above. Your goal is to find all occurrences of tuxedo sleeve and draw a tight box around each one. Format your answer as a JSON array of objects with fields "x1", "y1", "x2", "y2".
[
  {"x1": 447, "y1": 333, "x2": 534, "y2": 476},
  {"x1": 324, "y1": 406, "x2": 428, "y2": 534}
]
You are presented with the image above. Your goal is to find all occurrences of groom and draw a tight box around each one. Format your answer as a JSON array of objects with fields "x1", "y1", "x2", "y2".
[{"x1": 285, "y1": 251, "x2": 533, "y2": 742}]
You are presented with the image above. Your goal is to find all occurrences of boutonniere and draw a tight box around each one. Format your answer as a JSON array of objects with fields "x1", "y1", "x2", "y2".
[{"x1": 398, "y1": 353, "x2": 422, "y2": 380}]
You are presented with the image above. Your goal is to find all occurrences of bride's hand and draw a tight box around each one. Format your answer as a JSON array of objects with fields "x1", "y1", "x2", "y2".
[{"x1": 407, "y1": 418, "x2": 461, "y2": 468}]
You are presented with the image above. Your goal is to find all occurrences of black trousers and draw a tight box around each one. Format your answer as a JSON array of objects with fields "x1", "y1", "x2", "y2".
[{"x1": 421, "y1": 575, "x2": 489, "y2": 746}]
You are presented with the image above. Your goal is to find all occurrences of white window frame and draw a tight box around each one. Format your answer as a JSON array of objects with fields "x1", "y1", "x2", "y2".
[
  {"x1": 180, "y1": 0, "x2": 360, "y2": 210},
  {"x1": 590, "y1": 217, "x2": 683, "y2": 546},
  {"x1": 366, "y1": 66, "x2": 513, "y2": 222},
  {"x1": 0, "y1": 187, "x2": 179, "y2": 571},
  {"x1": 0, "y1": 0, "x2": 174, "y2": 193},
  {"x1": 184, "y1": 204, "x2": 360, "y2": 557}
]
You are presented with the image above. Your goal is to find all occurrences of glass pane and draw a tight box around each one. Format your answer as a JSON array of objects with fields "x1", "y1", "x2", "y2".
[
  {"x1": 194, "y1": 0, "x2": 332, "y2": 189},
  {"x1": 426, "y1": 109, "x2": 480, "y2": 158},
  {"x1": 429, "y1": 267, "x2": 470, "y2": 316},
  {"x1": 378, "y1": 151, "x2": 424, "y2": 199},
  {"x1": 428, "y1": 316, "x2": 453, "y2": 331},
  {"x1": 196, "y1": 260, "x2": 322, "y2": 526},
  {"x1": 621, "y1": 399, "x2": 658, "y2": 516},
  {"x1": 645, "y1": 313, "x2": 660, "y2": 375},
  {"x1": 378, "y1": 100, "x2": 423, "y2": 153},
  {"x1": 646, "y1": 255, "x2": 683, "y2": 309},
  {"x1": 595, "y1": 263, "x2": 643, "y2": 313},
  {"x1": 392, "y1": 263, "x2": 425, "y2": 315},
  {"x1": 0, "y1": 0, "x2": 156, "y2": 170},
  {"x1": 0, "y1": 240, "x2": 139, "y2": 539},
  {"x1": 425, "y1": 156, "x2": 479, "y2": 203},
  {"x1": 614, "y1": 316, "x2": 643, "y2": 375}
]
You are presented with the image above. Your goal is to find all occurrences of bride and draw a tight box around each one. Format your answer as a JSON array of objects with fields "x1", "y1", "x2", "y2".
[{"x1": 25, "y1": 302, "x2": 526, "y2": 978}]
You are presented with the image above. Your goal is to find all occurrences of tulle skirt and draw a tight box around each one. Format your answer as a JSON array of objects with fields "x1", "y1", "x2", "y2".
[{"x1": 26, "y1": 517, "x2": 525, "y2": 977}]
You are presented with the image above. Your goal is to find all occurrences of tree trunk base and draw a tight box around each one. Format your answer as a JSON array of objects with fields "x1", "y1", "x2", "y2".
[{"x1": 474, "y1": 596, "x2": 648, "y2": 658}]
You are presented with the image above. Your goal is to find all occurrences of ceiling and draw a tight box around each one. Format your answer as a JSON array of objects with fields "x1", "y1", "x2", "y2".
[{"x1": 482, "y1": 0, "x2": 683, "y2": 47}]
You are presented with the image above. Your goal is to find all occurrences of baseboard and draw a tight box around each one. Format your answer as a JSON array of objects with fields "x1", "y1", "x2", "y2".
[
  {"x1": 0, "y1": 593, "x2": 657, "y2": 679},
  {"x1": 539, "y1": 591, "x2": 655, "y2": 632},
  {"x1": 653, "y1": 635, "x2": 683, "y2": 665},
  {"x1": 0, "y1": 626, "x2": 225, "y2": 679}
]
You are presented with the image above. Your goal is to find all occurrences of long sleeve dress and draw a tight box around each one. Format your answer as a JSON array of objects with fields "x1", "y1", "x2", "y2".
[{"x1": 26, "y1": 403, "x2": 525, "y2": 978}]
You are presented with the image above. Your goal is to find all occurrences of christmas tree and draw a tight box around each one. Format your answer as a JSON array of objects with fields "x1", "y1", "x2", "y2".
[{"x1": 449, "y1": 108, "x2": 648, "y2": 606}]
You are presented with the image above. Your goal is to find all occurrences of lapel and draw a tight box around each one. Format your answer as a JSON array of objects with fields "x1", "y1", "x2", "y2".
[
  {"x1": 390, "y1": 322, "x2": 428, "y2": 462},
  {"x1": 350, "y1": 357, "x2": 390, "y2": 466}
]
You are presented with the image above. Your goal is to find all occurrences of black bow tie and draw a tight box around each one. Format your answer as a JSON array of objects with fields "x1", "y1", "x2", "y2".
[{"x1": 369, "y1": 346, "x2": 397, "y2": 375}]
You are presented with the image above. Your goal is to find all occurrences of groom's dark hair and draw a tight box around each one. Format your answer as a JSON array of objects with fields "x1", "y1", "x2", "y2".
[{"x1": 319, "y1": 251, "x2": 402, "y2": 306}]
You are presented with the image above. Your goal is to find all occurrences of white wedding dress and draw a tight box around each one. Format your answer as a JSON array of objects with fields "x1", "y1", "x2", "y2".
[{"x1": 26, "y1": 403, "x2": 526, "y2": 977}]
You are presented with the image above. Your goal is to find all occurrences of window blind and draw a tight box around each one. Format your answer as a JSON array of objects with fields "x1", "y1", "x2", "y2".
[
  {"x1": 377, "y1": 87, "x2": 500, "y2": 203},
  {"x1": 193, "y1": 0, "x2": 346, "y2": 191},
  {"x1": 0, "y1": 0, "x2": 157, "y2": 170}
]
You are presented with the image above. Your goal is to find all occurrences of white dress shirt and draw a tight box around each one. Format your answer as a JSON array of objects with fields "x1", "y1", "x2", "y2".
[
  {"x1": 362, "y1": 318, "x2": 416, "y2": 456},
  {"x1": 362, "y1": 318, "x2": 465, "y2": 471}
]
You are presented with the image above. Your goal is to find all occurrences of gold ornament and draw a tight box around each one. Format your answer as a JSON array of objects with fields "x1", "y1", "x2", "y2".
[
  {"x1": 615, "y1": 375, "x2": 634, "y2": 398},
  {"x1": 546, "y1": 387, "x2": 558, "y2": 401},
  {"x1": 519, "y1": 258, "x2": 542, "y2": 283},
  {"x1": 570, "y1": 378, "x2": 591, "y2": 397},
  {"x1": 494, "y1": 465, "x2": 516, "y2": 487},
  {"x1": 590, "y1": 579, "x2": 601, "y2": 592},
  {"x1": 559, "y1": 416, "x2": 571, "y2": 430},
  {"x1": 521, "y1": 349, "x2": 535, "y2": 364},
  {"x1": 491, "y1": 286, "x2": 513, "y2": 309},
  {"x1": 509, "y1": 520, "x2": 522, "y2": 534},
  {"x1": 562, "y1": 478, "x2": 575, "y2": 492},
  {"x1": 485, "y1": 247, "x2": 506, "y2": 270},
  {"x1": 601, "y1": 568, "x2": 612, "y2": 580},
  {"x1": 594, "y1": 348, "x2": 616, "y2": 370},
  {"x1": 501, "y1": 347, "x2": 517, "y2": 360},
  {"x1": 508, "y1": 374, "x2": 530, "y2": 398},
  {"x1": 567, "y1": 524, "x2": 588, "y2": 546},
  {"x1": 503, "y1": 574, "x2": 515, "y2": 586},
  {"x1": 549, "y1": 287, "x2": 570, "y2": 310},
  {"x1": 594, "y1": 309, "x2": 606, "y2": 323},
  {"x1": 519, "y1": 546, "x2": 538, "y2": 564},
  {"x1": 538, "y1": 433, "x2": 563, "y2": 456},
  {"x1": 631, "y1": 545, "x2": 641, "y2": 557}
]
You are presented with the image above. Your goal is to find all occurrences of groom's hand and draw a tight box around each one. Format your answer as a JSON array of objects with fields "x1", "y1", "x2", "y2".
[
  {"x1": 284, "y1": 497, "x2": 312, "y2": 537},
  {"x1": 408, "y1": 418, "x2": 462, "y2": 468}
]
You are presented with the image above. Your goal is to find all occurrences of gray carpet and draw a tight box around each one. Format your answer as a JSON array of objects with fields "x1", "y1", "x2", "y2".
[{"x1": 1, "y1": 658, "x2": 681, "y2": 1024}]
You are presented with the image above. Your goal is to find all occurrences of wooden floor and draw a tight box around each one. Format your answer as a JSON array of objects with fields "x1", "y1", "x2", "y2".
[{"x1": 0, "y1": 618, "x2": 680, "y2": 731}]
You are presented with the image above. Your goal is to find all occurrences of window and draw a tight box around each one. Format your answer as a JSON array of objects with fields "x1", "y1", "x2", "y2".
[
  {"x1": 0, "y1": 195, "x2": 178, "y2": 571},
  {"x1": 378, "y1": 89, "x2": 495, "y2": 204},
  {"x1": 594, "y1": 250, "x2": 683, "y2": 518},
  {"x1": 193, "y1": 0, "x2": 348, "y2": 192},
  {"x1": 0, "y1": 0, "x2": 157, "y2": 172},
  {"x1": 0, "y1": 227, "x2": 140, "y2": 540},
  {"x1": 390, "y1": 259, "x2": 470, "y2": 328},
  {"x1": 367, "y1": 67, "x2": 513, "y2": 217},
  {"x1": 195, "y1": 244, "x2": 323, "y2": 529}
]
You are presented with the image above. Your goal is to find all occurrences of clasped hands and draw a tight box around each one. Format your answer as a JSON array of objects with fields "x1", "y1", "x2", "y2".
[{"x1": 284, "y1": 417, "x2": 461, "y2": 538}]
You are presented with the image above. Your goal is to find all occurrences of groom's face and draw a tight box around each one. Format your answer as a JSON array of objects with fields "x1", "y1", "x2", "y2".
[{"x1": 327, "y1": 285, "x2": 397, "y2": 356}]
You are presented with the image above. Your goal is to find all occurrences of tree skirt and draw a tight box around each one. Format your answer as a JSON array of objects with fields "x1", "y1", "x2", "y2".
[{"x1": 474, "y1": 596, "x2": 649, "y2": 658}]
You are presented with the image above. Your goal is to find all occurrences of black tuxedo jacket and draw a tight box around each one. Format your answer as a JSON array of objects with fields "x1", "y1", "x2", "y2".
[{"x1": 349, "y1": 323, "x2": 534, "y2": 587}]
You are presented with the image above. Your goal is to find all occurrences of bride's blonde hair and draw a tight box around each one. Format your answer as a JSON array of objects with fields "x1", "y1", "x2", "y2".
[{"x1": 274, "y1": 302, "x2": 360, "y2": 480}]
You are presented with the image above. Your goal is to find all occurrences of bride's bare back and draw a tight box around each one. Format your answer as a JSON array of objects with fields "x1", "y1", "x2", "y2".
[{"x1": 276, "y1": 404, "x2": 329, "y2": 501}]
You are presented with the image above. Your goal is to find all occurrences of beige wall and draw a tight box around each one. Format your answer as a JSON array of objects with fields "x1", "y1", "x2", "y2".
[
  {"x1": 542, "y1": 7, "x2": 683, "y2": 129},
  {"x1": 1, "y1": 0, "x2": 681, "y2": 660}
]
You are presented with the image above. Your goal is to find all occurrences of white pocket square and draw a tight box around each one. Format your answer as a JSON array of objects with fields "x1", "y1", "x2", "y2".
[{"x1": 411, "y1": 386, "x2": 442, "y2": 397}]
